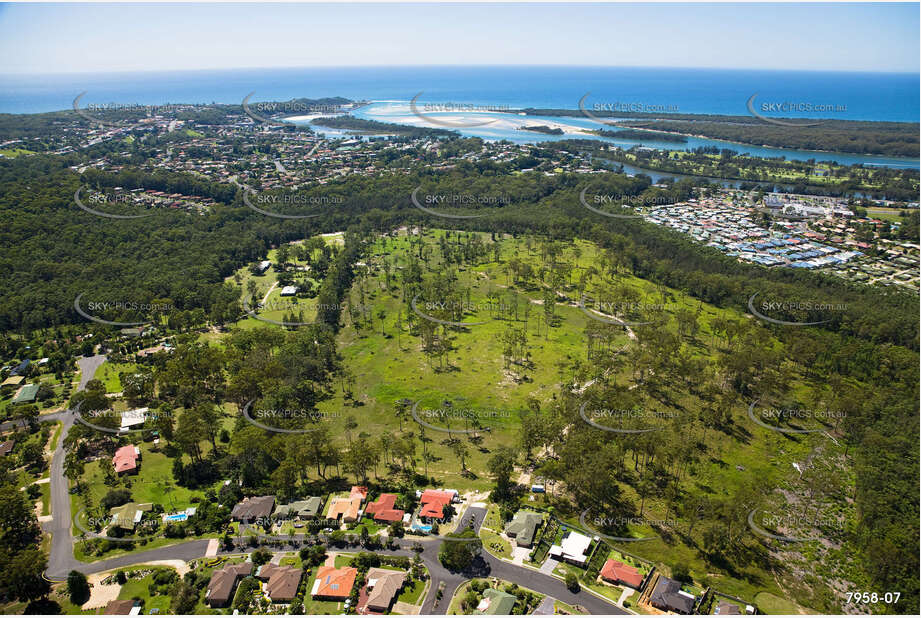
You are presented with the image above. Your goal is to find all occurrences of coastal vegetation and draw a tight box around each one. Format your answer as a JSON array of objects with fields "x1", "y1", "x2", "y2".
[{"x1": 522, "y1": 108, "x2": 920, "y2": 157}]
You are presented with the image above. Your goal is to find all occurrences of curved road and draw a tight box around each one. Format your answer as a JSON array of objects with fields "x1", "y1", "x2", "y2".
[
  {"x1": 41, "y1": 355, "x2": 624, "y2": 614},
  {"x1": 43, "y1": 354, "x2": 105, "y2": 581}
]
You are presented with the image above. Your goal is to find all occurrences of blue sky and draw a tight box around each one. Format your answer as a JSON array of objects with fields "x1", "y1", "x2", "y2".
[{"x1": 0, "y1": 2, "x2": 918, "y2": 74}]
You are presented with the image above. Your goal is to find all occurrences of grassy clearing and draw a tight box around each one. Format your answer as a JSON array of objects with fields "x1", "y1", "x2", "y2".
[{"x1": 92, "y1": 361, "x2": 138, "y2": 393}]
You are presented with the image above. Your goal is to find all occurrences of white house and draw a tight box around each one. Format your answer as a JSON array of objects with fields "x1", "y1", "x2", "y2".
[
  {"x1": 549, "y1": 530, "x2": 594, "y2": 566},
  {"x1": 120, "y1": 407, "x2": 149, "y2": 431}
]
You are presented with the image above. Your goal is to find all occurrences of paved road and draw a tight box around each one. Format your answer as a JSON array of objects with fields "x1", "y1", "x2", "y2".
[{"x1": 44, "y1": 354, "x2": 105, "y2": 581}]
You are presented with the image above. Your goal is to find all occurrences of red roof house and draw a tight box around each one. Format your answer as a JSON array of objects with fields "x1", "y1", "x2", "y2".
[
  {"x1": 311, "y1": 566, "x2": 357, "y2": 600},
  {"x1": 600, "y1": 559, "x2": 644, "y2": 589},
  {"x1": 112, "y1": 445, "x2": 140, "y2": 475},
  {"x1": 365, "y1": 493, "x2": 405, "y2": 523},
  {"x1": 419, "y1": 489, "x2": 455, "y2": 521}
]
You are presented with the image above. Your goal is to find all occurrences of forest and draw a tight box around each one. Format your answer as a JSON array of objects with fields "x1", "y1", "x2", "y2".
[{"x1": 521, "y1": 108, "x2": 920, "y2": 157}]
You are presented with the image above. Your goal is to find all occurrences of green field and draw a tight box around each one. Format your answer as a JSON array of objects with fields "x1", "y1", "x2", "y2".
[{"x1": 92, "y1": 361, "x2": 138, "y2": 393}]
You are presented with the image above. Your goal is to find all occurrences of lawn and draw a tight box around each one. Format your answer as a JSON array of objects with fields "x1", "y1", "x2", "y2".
[
  {"x1": 480, "y1": 528, "x2": 513, "y2": 560},
  {"x1": 49, "y1": 421, "x2": 63, "y2": 451},
  {"x1": 310, "y1": 230, "x2": 633, "y2": 489},
  {"x1": 754, "y1": 591, "x2": 814, "y2": 615},
  {"x1": 446, "y1": 581, "x2": 471, "y2": 615},
  {"x1": 40, "y1": 481, "x2": 51, "y2": 516},
  {"x1": 115, "y1": 567, "x2": 175, "y2": 614},
  {"x1": 92, "y1": 361, "x2": 138, "y2": 393},
  {"x1": 397, "y1": 578, "x2": 426, "y2": 605}
]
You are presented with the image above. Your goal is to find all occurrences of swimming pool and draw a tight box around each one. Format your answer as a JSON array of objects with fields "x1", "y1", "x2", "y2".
[{"x1": 165, "y1": 513, "x2": 188, "y2": 522}]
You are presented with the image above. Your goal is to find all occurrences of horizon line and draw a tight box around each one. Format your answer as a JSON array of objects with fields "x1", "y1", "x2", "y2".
[{"x1": 2, "y1": 63, "x2": 919, "y2": 78}]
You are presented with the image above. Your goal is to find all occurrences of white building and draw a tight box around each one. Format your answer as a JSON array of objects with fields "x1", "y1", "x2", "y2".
[
  {"x1": 120, "y1": 407, "x2": 149, "y2": 431},
  {"x1": 549, "y1": 530, "x2": 594, "y2": 566}
]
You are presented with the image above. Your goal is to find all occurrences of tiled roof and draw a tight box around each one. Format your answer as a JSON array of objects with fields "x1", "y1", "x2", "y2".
[
  {"x1": 365, "y1": 568, "x2": 406, "y2": 610},
  {"x1": 311, "y1": 566, "x2": 357, "y2": 599},
  {"x1": 600, "y1": 559, "x2": 644, "y2": 589}
]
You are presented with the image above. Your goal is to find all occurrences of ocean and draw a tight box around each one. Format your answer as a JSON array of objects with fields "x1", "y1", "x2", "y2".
[{"x1": 1, "y1": 65, "x2": 918, "y2": 166}]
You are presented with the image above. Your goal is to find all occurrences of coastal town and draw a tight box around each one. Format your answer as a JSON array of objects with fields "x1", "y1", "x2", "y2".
[{"x1": 6, "y1": 99, "x2": 909, "y2": 295}]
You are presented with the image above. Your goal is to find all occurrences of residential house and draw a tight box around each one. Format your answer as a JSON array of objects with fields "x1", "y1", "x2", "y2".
[
  {"x1": 256, "y1": 564, "x2": 303, "y2": 603},
  {"x1": 275, "y1": 496, "x2": 324, "y2": 520},
  {"x1": 10, "y1": 359, "x2": 30, "y2": 376},
  {"x1": 364, "y1": 568, "x2": 406, "y2": 612},
  {"x1": 365, "y1": 493, "x2": 405, "y2": 524},
  {"x1": 231, "y1": 495, "x2": 275, "y2": 523},
  {"x1": 715, "y1": 601, "x2": 741, "y2": 614},
  {"x1": 280, "y1": 285, "x2": 298, "y2": 296},
  {"x1": 112, "y1": 444, "x2": 141, "y2": 475},
  {"x1": 0, "y1": 440, "x2": 14, "y2": 457},
  {"x1": 103, "y1": 599, "x2": 140, "y2": 615},
  {"x1": 327, "y1": 486, "x2": 366, "y2": 523},
  {"x1": 205, "y1": 562, "x2": 253, "y2": 607},
  {"x1": 505, "y1": 510, "x2": 543, "y2": 548},
  {"x1": 1, "y1": 375, "x2": 24, "y2": 392},
  {"x1": 649, "y1": 576, "x2": 695, "y2": 614},
  {"x1": 418, "y1": 489, "x2": 457, "y2": 523},
  {"x1": 311, "y1": 566, "x2": 357, "y2": 601},
  {"x1": 474, "y1": 588, "x2": 517, "y2": 615},
  {"x1": 109, "y1": 502, "x2": 153, "y2": 531},
  {"x1": 549, "y1": 530, "x2": 593, "y2": 567},
  {"x1": 12, "y1": 383, "x2": 39, "y2": 404},
  {"x1": 599, "y1": 559, "x2": 644, "y2": 589},
  {"x1": 119, "y1": 408, "x2": 149, "y2": 432}
]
